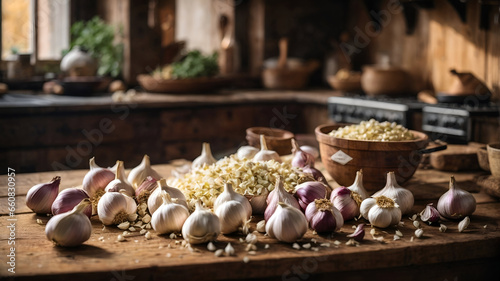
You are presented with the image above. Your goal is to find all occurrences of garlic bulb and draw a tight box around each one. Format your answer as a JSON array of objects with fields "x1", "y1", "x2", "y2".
[
  {"x1": 213, "y1": 183, "x2": 252, "y2": 218},
  {"x1": 45, "y1": 199, "x2": 92, "y2": 247},
  {"x1": 305, "y1": 198, "x2": 344, "y2": 233},
  {"x1": 437, "y1": 176, "x2": 476, "y2": 220},
  {"x1": 127, "y1": 155, "x2": 162, "y2": 189},
  {"x1": 330, "y1": 186, "x2": 361, "y2": 221},
  {"x1": 82, "y1": 157, "x2": 115, "y2": 199},
  {"x1": 420, "y1": 203, "x2": 440, "y2": 224},
  {"x1": 291, "y1": 139, "x2": 315, "y2": 168},
  {"x1": 347, "y1": 170, "x2": 368, "y2": 200},
  {"x1": 182, "y1": 200, "x2": 220, "y2": 244},
  {"x1": 135, "y1": 176, "x2": 158, "y2": 203},
  {"x1": 26, "y1": 176, "x2": 61, "y2": 214},
  {"x1": 105, "y1": 161, "x2": 135, "y2": 197},
  {"x1": 236, "y1": 145, "x2": 259, "y2": 160},
  {"x1": 51, "y1": 188, "x2": 92, "y2": 218},
  {"x1": 253, "y1": 135, "x2": 281, "y2": 162},
  {"x1": 151, "y1": 191, "x2": 190, "y2": 234},
  {"x1": 215, "y1": 200, "x2": 249, "y2": 234},
  {"x1": 192, "y1": 142, "x2": 217, "y2": 169},
  {"x1": 97, "y1": 191, "x2": 137, "y2": 225},
  {"x1": 148, "y1": 178, "x2": 187, "y2": 214},
  {"x1": 300, "y1": 145, "x2": 319, "y2": 159},
  {"x1": 301, "y1": 165, "x2": 328, "y2": 185},
  {"x1": 373, "y1": 172, "x2": 414, "y2": 214},
  {"x1": 360, "y1": 196, "x2": 402, "y2": 228},
  {"x1": 294, "y1": 181, "x2": 328, "y2": 211},
  {"x1": 266, "y1": 202, "x2": 308, "y2": 243},
  {"x1": 265, "y1": 177, "x2": 300, "y2": 221}
]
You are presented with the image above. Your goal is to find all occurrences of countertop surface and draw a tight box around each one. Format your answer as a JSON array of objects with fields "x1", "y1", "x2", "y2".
[{"x1": 0, "y1": 161, "x2": 499, "y2": 280}]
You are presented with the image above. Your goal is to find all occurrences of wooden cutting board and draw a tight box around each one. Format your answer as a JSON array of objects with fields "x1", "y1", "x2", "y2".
[{"x1": 430, "y1": 144, "x2": 483, "y2": 171}]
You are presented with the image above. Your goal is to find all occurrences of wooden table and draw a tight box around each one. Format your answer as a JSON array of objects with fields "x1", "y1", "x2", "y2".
[{"x1": 1, "y1": 163, "x2": 499, "y2": 280}]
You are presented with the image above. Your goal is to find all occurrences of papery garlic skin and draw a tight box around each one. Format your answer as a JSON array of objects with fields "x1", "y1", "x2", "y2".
[
  {"x1": 26, "y1": 176, "x2": 61, "y2": 214},
  {"x1": 82, "y1": 157, "x2": 115, "y2": 199},
  {"x1": 51, "y1": 188, "x2": 92, "y2": 218},
  {"x1": 347, "y1": 170, "x2": 368, "y2": 200},
  {"x1": 373, "y1": 172, "x2": 414, "y2": 215},
  {"x1": 360, "y1": 196, "x2": 402, "y2": 228},
  {"x1": 420, "y1": 203, "x2": 440, "y2": 224},
  {"x1": 45, "y1": 199, "x2": 92, "y2": 247},
  {"x1": 148, "y1": 178, "x2": 188, "y2": 215},
  {"x1": 291, "y1": 139, "x2": 315, "y2": 168},
  {"x1": 214, "y1": 183, "x2": 252, "y2": 218},
  {"x1": 236, "y1": 146, "x2": 259, "y2": 160},
  {"x1": 215, "y1": 200, "x2": 248, "y2": 234},
  {"x1": 127, "y1": 155, "x2": 162, "y2": 189},
  {"x1": 151, "y1": 191, "x2": 190, "y2": 234},
  {"x1": 182, "y1": 200, "x2": 220, "y2": 244},
  {"x1": 192, "y1": 142, "x2": 217, "y2": 169},
  {"x1": 294, "y1": 181, "x2": 328, "y2": 211},
  {"x1": 97, "y1": 191, "x2": 137, "y2": 225},
  {"x1": 305, "y1": 198, "x2": 344, "y2": 233},
  {"x1": 253, "y1": 135, "x2": 281, "y2": 162},
  {"x1": 265, "y1": 177, "x2": 300, "y2": 221},
  {"x1": 437, "y1": 176, "x2": 476, "y2": 220},
  {"x1": 330, "y1": 186, "x2": 361, "y2": 221},
  {"x1": 105, "y1": 161, "x2": 135, "y2": 197},
  {"x1": 266, "y1": 202, "x2": 308, "y2": 243}
]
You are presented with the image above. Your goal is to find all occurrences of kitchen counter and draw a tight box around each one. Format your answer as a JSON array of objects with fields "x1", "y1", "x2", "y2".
[{"x1": 0, "y1": 163, "x2": 499, "y2": 280}]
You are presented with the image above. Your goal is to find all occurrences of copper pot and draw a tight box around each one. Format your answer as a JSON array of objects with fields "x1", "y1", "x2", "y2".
[{"x1": 361, "y1": 65, "x2": 411, "y2": 96}]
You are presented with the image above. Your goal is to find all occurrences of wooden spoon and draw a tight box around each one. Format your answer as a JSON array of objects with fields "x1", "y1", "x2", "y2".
[{"x1": 277, "y1": 38, "x2": 288, "y2": 69}]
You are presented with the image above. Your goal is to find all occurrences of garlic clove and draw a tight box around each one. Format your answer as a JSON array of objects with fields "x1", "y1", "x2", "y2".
[
  {"x1": 437, "y1": 176, "x2": 476, "y2": 220},
  {"x1": 127, "y1": 155, "x2": 162, "y2": 189},
  {"x1": 45, "y1": 199, "x2": 92, "y2": 247},
  {"x1": 294, "y1": 181, "x2": 327, "y2": 211},
  {"x1": 266, "y1": 202, "x2": 308, "y2": 243},
  {"x1": 192, "y1": 142, "x2": 217, "y2": 169},
  {"x1": 265, "y1": 177, "x2": 300, "y2": 221},
  {"x1": 253, "y1": 135, "x2": 281, "y2": 163},
  {"x1": 151, "y1": 191, "x2": 190, "y2": 234},
  {"x1": 305, "y1": 199, "x2": 344, "y2": 233},
  {"x1": 26, "y1": 176, "x2": 61, "y2": 214},
  {"x1": 420, "y1": 203, "x2": 440, "y2": 224},
  {"x1": 291, "y1": 139, "x2": 315, "y2": 168},
  {"x1": 346, "y1": 224, "x2": 365, "y2": 242},
  {"x1": 51, "y1": 188, "x2": 92, "y2": 218},
  {"x1": 236, "y1": 145, "x2": 259, "y2": 160},
  {"x1": 330, "y1": 186, "x2": 361, "y2": 221},
  {"x1": 373, "y1": 172, "x2": 414, "y2": 215},
  {"x1": 97, "y1": 191, "x2": 137, "y2": 225},
  {"x1": 148, "y1": 178, "x2": 187, "y2": 215},
  {"x1": 458, "y1": 216, "x2": 470, "y2": 232},
  {"x1": 224, "y1": 243, "x2": 235, "y2": 256},
  {"x1": 256, "y1": 220, "x2": 266, "y2": 233},
  {"x1": 82, "y1": 157, "x2": 115, "y2": 199},
  {"x1": 347, "y1": 170, "x2": 368, "y2": 200},
  {"x1": 181, "y1": 200, "x2": 220, "y2": 244},
  {"x1": 105, "y1": 161, "x2": 135, "y2": 197}
]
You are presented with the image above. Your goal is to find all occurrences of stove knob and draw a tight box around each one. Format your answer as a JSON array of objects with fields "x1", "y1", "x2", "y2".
[{"x1": 427, "y1": 114, "x2": 439, "y2": 126}]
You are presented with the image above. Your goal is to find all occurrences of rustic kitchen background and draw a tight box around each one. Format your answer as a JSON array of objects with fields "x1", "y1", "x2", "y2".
[{"x1": 0, "y1": 0, "x2": 499, "y2": 173}]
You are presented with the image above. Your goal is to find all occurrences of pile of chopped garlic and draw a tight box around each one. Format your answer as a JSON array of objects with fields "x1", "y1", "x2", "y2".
[
  {"x1": 329, "y1": 119, "x2": 415, "y2": 141},
  {"x1": 170, "y1": 155, "x2": 311, "y2": 211}
]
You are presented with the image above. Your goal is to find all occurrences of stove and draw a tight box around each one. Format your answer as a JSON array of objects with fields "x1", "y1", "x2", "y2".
[{"x1": 327, "y1": 96, "x2": 500, "y2": 144}]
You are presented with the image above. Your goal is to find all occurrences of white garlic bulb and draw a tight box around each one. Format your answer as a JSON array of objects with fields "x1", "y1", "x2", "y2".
[
  {"x1": 360, "y1": 196, "x2": 402, "y2": 228},
  {"x1": 213, "y1": 183, "x2": 252, "y2": 218},
  {"x1": 347, "y1": 170, "x2": 368, "y2": 200},
  {"x1": 192, "y1": 142, "x2": 217, "y2": 169},
  {"x1": 215, "y1": 200, "x2": 249, "y2": 234},
  {"x1": 182, "y1": 200, "x2": 220, "y2": 244},
  {"x1": 236, "y1": 145, "x2": 259, "y2": 160},
  {"x1": 437, "y1": 176, "x2": 476, "y2": 220},
  {"x1": 82, "y1": 157, "x2": 115, "y2": 199},
  {"x1": 373, "y1": 172, "x2": 414, "y2": 214},
  {"x1": 151, "y1": 191, "x2": 190, "y2": 234},
  {"x1": 104, "y1": 161, "x2": 135, "y2": 197},
  {"x1": 266, "y1": 202, "x2": 308, "y2": 243},
  {"x1": 45, "y1": 199, "x2": 92, "y2": 247},
  {"x1": 127, "y1": 155, "x2": 162, "y2": 189},
  {"x1": 148, "y1": 178, "x2": 187, "y2": 214},
  {"x1": 253, "y1": 135, "x2": 281, "y2": 162},
  {"x1": 97, "y1": 191, "x2": 137, "y2": 225}
]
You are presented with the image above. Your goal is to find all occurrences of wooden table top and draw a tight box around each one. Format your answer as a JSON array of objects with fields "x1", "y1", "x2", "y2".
[{"x1": 1, "y1": 162, "x2": 499, "y2": 280}]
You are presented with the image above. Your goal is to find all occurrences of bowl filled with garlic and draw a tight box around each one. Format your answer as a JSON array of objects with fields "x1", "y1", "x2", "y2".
[{"x1": 315, "y1": 119, "x2": 445, "y2": 191}]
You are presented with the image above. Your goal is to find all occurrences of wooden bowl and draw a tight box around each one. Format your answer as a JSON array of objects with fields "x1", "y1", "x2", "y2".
[
  {"x1": 137, "y1": 75, "x2": 229, "y2": 93},
  {"x1": 327, "y1": 75, "x2": 362, "y2": 92},
  {"x1": 262, "y1": 68, "x2": 311, "y2": 90},
  {"x1": 361, "y1": 65, "x2": 411, "y2": 96},
  {"x1": 487, "y1": 143, "x2": 500, "y2": 178},
  {"x1": 315, "y1": 124, "x2": 429, "y2": 191},
  {"x1": 246, "y1": 127, "x2": 294, "y2": 156}
]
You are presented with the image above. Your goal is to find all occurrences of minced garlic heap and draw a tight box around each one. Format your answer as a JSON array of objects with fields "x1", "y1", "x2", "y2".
[
  {"x1": 329, "y1": 119, "x2": 415, "y2": 141},
  {"x1": 170, "y1": 155, "x2": 311, "y2": 211}
]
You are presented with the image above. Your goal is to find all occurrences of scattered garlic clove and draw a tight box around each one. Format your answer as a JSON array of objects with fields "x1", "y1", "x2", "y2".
[
  {"x1": 192, "y1": 142, "x2": 217, "y2": 169},
  {"x1": 439, "y1": 224, "x2": 448, "y2": 232},
  {"x1": 82, "y1": 157, "x2": 115, "y2": 199},
  {"x1": 415, "y1": 229, "x2": 424, "y2": 238},
  {"x1": 256, "y1": 220, "x2": 266, "y2": 233},
  {"x1": 346, "y1": 224, "x2": 365, "y2": 242},
  {"x1": 207, "y1": 242, "x2": 217, "y2": 252},
  {"x1": 148, "y1": 178, "x2": 187, "y2": 215},
  {"x1": 181, "y1": 200, "x2": 220, "y2": 244},
  {"x1": 128, "y1": 155, "x2": 162, "y2": 189},
  {"x1": 266, "y1": 202, "x2": 308, "y2": 243},
  {"x1": 151, "y1": 191, "x2": 190, "y2": 235},
  {"x1": 305, "y1": 198, "x2": 344, "y2": 233},
  {"x1": 51, "y1": 188, "x2": 92, "y2": 218},
  {"x1": 26, "y1": 176, "x2": 61, "y2": 214},
  {"x1": 437, "y1": 176, "x2": 476, "y2": 220},
  {"x1": 224, "y1": 243, "x2": 235, "y2": 256},
  {"x1": 45, "y1": 199, "x2": 92, "y2": 247},
  {"x1": 253, "y1": 135, "x2": 281, "y2": 163},
  {"x1": 373, "y1": 172, "x2": 414, "y2": 215},
  {"x1": 347, "y1": 170, "x2": 368, "y2": 201},
  {"x1": 105, "y1": 161, "x2": 135, "y2": 197},
  {"x1": 420, "y1": 203, "x2": 440, "y2": 224},
  {"x1": 458, "y1": 216, "x2": 470, "y2": 233}
]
